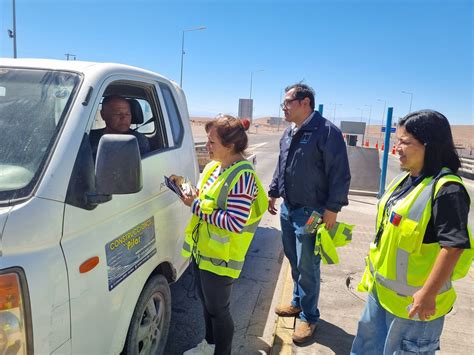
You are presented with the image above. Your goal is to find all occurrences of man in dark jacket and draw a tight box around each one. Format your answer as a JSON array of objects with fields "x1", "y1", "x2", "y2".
[{"x1": 269, "y1": 83, "x2": 351, "y2": 344}]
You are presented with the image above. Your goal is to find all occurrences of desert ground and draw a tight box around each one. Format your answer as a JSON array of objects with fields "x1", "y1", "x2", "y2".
[{"x1": 190, "y1": 116, "x2": 473, "y2": 151}]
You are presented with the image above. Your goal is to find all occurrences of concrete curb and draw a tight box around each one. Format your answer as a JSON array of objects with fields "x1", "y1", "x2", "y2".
[
  {"x1": 265, "y1": 257, "x2": 291, "y2": 354},
  {"x1": 270, "y1": 258, "x2": 294, "y2": 355},
  {"x1": 348, "y1": 189, "x2": 378, "y2": 197}
]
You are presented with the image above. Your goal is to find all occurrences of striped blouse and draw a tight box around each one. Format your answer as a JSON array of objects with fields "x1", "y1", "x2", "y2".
[{"x1": 191, "y1": 163, "x2": 258, "y2": 233}]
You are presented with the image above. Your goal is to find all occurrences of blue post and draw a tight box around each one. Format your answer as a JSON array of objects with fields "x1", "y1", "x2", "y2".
[
  {"x1": 379, "y1": 107, "x2": 393, "y2": 197},
  {"x1": 318, "y1": 104, "x2": 324, "y2": 115}
]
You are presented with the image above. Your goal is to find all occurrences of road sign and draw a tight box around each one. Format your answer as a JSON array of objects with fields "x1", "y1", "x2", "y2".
[{"x1": 381, "y1": 126, "x2": 396, "y2": 133}]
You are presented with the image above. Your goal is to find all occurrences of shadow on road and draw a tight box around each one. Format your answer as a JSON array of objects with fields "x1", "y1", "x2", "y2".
[{"x1": 165, "y1": 225, "x2": 284, "y2": 354}]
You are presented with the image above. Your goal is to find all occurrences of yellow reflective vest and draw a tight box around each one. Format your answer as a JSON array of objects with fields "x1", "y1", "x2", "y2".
[
  {"x1": 182, "y1": 160, "x2": 268, "y2": 278},
  {"x1": 358, "y1": 168, "x2": 473, "y2": 320},
  {"x1": 314, "y1": 222, "x2": 354, "y2": 264}
]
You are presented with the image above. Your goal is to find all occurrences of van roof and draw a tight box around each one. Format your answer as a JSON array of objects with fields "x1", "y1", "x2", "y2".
[{"x1": 0, "y1": 58, "x2": 170, "y2": 83}]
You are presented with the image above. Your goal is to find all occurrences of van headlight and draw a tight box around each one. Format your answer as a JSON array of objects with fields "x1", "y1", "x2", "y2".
[{"x1": 0, "y1": 269, "x2": 32, "y2": 355}]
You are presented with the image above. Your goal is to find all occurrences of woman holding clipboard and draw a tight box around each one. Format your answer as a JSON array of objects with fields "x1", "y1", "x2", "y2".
[{"x1": 178, "y1": 115, "x2": 268, "y2": 355}]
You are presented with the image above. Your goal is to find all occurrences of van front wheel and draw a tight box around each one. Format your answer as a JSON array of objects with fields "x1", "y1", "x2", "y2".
[{"x1": 124, "y1": 274, "x2": 171, "y2": 355}]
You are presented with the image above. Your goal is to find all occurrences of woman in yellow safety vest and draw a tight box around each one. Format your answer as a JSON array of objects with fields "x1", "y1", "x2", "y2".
[
  {"x1": 351, "y1": 110, "x2": 473, "y2": 355},
  {"x1": 180, "y1": 115, "x2": 268, "y2": 355}
]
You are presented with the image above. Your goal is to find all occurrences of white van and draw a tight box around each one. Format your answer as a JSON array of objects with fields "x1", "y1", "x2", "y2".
[{"x1": 0, "y1": 59, "x2": 199, "y2": 354}]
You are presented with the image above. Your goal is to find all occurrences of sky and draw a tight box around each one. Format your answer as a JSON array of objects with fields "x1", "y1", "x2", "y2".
[{"x1": 0, "y1": 0, "x2": 472, "y2": 125}]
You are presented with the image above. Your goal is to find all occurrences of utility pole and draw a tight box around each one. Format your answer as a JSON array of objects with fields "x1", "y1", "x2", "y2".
[
  {"x1": 180, "y1": 26, "x2": 206, "y2": 88},
  {"x1": 332, "y1": 103, "x2": 342, "y2": 124},
  {"x1": 277, "y1": 89, "x2": 283, "y2": 132},
  {"x1": 8, "y1": 0, "x2": 17, "y2": 58},
  {"x1": 377, "y1": 99, "x2": 387, "y2": 141},
  {"x1": 249, "y1": 69, "x2": 264, "y2": 99},
  {"x1": 365, "y1": 104, "x2": 372, "y2": 137},
  {"x1": 401, "y1": 90, "x2": 414, "y2": 113}
]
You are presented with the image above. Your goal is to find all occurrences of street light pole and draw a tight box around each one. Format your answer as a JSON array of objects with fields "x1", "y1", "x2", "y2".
[
  {"x1": 356, "y1": 107, "x2": 364, "y2": 122},
  {"x1": 249, "y1": 69, "x2": 264, "y2": 99},
  {"x1": 401, "y1": 90, "x2": 413, "y2": 113},
  {"x1": 365, "y1": 104, "x2": 372, "y2": 137},
  {"x1": 277, "y1": 89, "x2": 283, "y2": 132},
  {"x1": 377, "y1": 98, "x2": 387, "y2": 141},
  {"x1": 179, "y1": 26, "x2": 206, "y2": 88},
  {"x1": 8, "y1": 0, "x2": 17, "y2": 58},
  {"x1": 332, "y1": 103, "x2": 342, "y2": 124}
]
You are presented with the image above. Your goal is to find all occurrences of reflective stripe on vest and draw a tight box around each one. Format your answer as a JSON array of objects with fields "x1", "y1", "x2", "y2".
[
  {"x1": 204, "y1": 219, "x2": 260, "y2": 245},
  {"x1": 216, "y1": 161, "x2": 253, "y2": 210},
  {"x1": 375, "y1": 248, "x2": 452, "y2": 297},
  {"x1": 198, "y1": 254, "x2": 245, "y2": 271},
  {"x1": 407, "y1": 168, "x2": 451, "y2": 221},
  {"x1": 376, "y1": 172, "x2": 409, "y2": 220},
  {"x1": 315, "y1": 222, "x2": 353, "y2": 264},
  {"x1": 319, "y1": 244, "x2": 336, "y2": 264},
  {"x1": 183, "y1": 242, "x2": 246, "y2": 273},
  {"x1": 327, "y1": 222, "x2": 353, "y2": 244}
]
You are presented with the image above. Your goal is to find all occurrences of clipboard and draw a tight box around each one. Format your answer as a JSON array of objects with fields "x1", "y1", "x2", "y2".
[
  {"x1": 164, "y1": 175, "x2": 184, "y2": 198},
  {"x1": 304, "y1": 210, "x2": 323, "y2": 234}
]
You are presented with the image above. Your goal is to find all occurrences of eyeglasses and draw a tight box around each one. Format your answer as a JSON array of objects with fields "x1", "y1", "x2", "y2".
[{"x1": 280, "y1": 98, "x2": 301, "y2": 109}]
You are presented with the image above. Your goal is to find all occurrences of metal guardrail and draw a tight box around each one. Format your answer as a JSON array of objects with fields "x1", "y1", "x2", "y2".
[
  {"x1": 194, "y1": 142, "x2": 256, "y2": 172},
  {"x1": 459, "y1": 156, "x2": 474, "y2": 179}
]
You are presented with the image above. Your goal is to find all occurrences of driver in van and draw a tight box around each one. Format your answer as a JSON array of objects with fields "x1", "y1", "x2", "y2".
[{"x1": 90, "y1": 95, "x2": 150, "y2": 156}]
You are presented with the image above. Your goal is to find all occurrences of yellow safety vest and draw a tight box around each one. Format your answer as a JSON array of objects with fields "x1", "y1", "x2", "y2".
[
  {"x1": 182, "y1": 160, "x2": 268, "y2": 278},
  {"x1": 358, "y1": 168, "x2": 473, "y2": 320},
  {"x1": 314, "y1": 222, "x2": 354, "y2": 264}
]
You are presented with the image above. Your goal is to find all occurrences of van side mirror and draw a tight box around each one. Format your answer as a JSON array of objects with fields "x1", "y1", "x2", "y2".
[{"x1": 87, "y1": 134, "x2": 143, "y2": 205}]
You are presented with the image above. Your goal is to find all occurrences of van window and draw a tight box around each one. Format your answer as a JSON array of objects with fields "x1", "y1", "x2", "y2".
[
  {"x1": 0, "y1": 68, "x2": 79, "y2": 203},
  {"x1": 90, "y1": 81, "x2": 168, "y2": 156},
  {"x1": 159, "y1": 83, "x2": 183, "y2": 145}
]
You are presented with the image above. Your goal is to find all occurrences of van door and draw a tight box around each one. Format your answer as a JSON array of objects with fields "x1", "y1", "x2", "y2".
[{"x1": 60, "y1": 77, "x2": 190, "y2": 354}]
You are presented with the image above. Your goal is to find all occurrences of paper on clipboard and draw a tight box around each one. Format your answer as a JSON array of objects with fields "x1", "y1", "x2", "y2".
[{"x1": 164, "y1": 175, "x2": 184, "y2": 198}]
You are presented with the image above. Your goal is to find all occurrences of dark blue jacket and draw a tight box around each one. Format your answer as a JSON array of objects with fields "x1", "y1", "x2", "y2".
[{"x1": 269, "y1": 111, "x2": 351, "y2": 212}]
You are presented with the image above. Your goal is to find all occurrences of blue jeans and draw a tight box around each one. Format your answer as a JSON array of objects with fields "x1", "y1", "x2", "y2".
[
  {"x1": 280, "y1": 201, "x2": 322, "y2": 324},
  {"x1": 351, "y1": 291, "x2": 444, "y2": 355}
]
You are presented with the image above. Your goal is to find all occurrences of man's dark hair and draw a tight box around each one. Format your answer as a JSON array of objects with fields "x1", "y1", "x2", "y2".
[
  {"x1": 398, "y1": 110, "x2": 461, "y2": 176},
  {"x1": 285, "y1": 83, "x2": 315, "y2": 110},
  {"x1": 101, "y1": 95, "x2": 128, "y2": 108}
]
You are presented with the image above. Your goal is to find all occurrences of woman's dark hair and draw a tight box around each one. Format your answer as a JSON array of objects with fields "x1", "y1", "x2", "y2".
[
  {"x1": 205, "y1": 115, "x2": 249, "y2": 154},
  {"x1": 398, "y1": 110, "x2": 460, "y2": 176}
]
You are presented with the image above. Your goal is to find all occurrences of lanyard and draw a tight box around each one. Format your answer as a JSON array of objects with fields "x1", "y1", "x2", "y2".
[{"x1": 374, "y1": 174, "x2": 424, "y2": 245}]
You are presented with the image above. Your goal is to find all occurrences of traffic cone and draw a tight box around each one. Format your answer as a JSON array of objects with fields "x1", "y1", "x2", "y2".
[
  {"x1": 381, "y1": 144, "x2": 384, "y2": 151},
  {"x1": 391, "y1": 145, "x2": 396, "y2": 155}
]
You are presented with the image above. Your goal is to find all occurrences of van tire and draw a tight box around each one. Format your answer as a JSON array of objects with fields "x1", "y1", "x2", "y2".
[{"x1": 124, "y1": 274, "x2": 171, "y2": 355}]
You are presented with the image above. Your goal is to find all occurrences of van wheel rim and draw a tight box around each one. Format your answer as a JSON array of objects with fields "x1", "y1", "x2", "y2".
[{"x1": 136, "y1": 292, "x2": 165, "y2": 354}]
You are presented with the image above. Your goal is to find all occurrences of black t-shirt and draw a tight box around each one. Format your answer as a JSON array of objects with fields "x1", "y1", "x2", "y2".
[{"x1": 393, "y1": 175, "x2": 471, "y2": 248}]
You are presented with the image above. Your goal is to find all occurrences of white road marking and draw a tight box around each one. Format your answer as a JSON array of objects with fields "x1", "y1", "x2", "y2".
[{"x1": 248, "y1": 142, "x2": 268, "y2": 150}]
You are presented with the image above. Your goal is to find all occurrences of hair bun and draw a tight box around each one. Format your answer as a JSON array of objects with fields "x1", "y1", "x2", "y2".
[{"x1": 241, "y1": 119, "x2": 251, "y2": 131}]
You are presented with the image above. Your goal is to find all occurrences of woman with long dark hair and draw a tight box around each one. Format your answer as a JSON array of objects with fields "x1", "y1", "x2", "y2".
[{"x1": 351, "y1": 110, "x2": 473, "y2": 354}]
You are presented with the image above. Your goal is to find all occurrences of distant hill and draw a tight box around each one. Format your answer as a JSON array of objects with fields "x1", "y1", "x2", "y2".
[{"x1": 190, "y1": 117, "x2": 472, "y2": 149}]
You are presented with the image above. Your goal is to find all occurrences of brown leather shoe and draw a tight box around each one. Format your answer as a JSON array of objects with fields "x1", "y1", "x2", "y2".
[
  {"x1": 274, "y1": 304, "x2": 301, "y2": 317},
  {"x1": 292, "y1": 321, "x2": 317, "y2": 344}
]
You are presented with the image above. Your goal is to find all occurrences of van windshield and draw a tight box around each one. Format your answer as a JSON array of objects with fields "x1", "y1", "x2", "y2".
[{"x1": 0, "y1": 68, "x2": 80, "y2": 203}]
